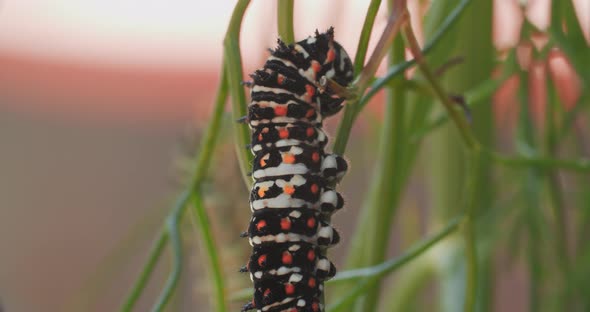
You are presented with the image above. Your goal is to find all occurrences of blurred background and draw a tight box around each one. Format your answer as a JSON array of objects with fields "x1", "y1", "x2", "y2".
[{"x1": 0, "y1": 0, "x2": 588, "y2": 311}]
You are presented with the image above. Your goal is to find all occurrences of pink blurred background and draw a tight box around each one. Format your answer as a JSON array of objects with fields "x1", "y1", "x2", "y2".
[{"x1": 0, "y1": 0, "x2": 587, "y2": 311}]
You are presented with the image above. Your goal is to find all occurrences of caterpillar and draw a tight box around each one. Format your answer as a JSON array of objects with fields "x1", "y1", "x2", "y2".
[{"x1": 240, "y1": 28, "x2": 353, "y2": 312}]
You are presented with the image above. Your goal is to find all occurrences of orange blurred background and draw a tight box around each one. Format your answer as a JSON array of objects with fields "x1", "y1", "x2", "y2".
[{"x1": 0, "y1": 1, "x2": 587, "y2": 311}]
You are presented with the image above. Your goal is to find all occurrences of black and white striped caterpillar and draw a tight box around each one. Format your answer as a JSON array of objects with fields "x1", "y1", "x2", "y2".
[{"x1": 240, "y1": 28, "x2": 353, "y2": 312}]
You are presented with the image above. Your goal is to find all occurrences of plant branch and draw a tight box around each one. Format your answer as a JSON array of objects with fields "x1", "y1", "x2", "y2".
[
  {"x1": 190, "y1": 191, "x2": 227, "y2": 312},
  {"x1": 404, "y1": 18, "x2": 481, "y2": 312},
  {"x1": 332, "y1": 0, "x2": 408, "y2": 155},
  {"x1": 120, "y1": 61, "x2": 231, "y2": 311},
  {"x1": 150, "y1": 192, "x2": 187, "y2": 312},
  {"x1": 277, "y1": 0, "x2": 295, "y2": 44},
  {"x1": 224, "y1": 0, "x2": 253, "y2": 188},
  {"x1": 327, "y1": 217, "x2": 462, "y2": 312}
]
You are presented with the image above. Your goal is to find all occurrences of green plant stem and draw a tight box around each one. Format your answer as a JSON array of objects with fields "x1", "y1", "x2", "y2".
[
  {"x1": 404, "y1": 19, "x2": 483, "y2": 312},
  {"x1": 462, "y1": 150, "x2": 481, "y2": 312},
  {"x1": 151, "y1": 191, "x2": 187, "y2": 312},
  {"x1": 517, "y1": 66, "x2": 543, "y2": 312},
  {"x1": 224, "y1": 0, "x2": 253, "y2": 188},
  {"x1": 120, "y1": 64, "x2": 230, "y2": 311},
  {"x1": 328, "y1": 217, "x2": 462, "y2": 312},
  {"x1": 356, "y1": 0, "x2": 472, "y2": 116},
  {"x1": 332, "y1": 2, "x2": 408, "y2": 155},
  {"x1": 403, "y1": 24, "x2": 478, "y2": 150},
  {"x1": 277, "y1": 0, "x2": 295, "y2": 44},
  {"x1": 358, "y1": 31, "x2": 407, "y2": 312},
  {"x1": 332, "y1": 217, "x2": 461, "y2": 284},
  {"x1": 545, "y1": 65, "x2": 572, "y2": 308},
  {"x1": 353, "y1": 0, "x2": 382, "y2": 75},
  {"x1": 410, "y1": 75, "x2": 510, "y2": 142},
  {"x1": 190, "y1": 191, "x2": 227, "y2": 312},
  {"x1": 120, "y1": 229, "x2": 169, "y2": 311},
  {"x1": 332, "y1": 0, "x2": 471, "y2": 157},
  {"x1": 490, "y1": 152, "x2": 590, "y2": 172}
]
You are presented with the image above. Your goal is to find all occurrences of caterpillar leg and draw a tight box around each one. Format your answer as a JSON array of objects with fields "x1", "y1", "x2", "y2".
[
  {"x1": 241, "y1": 300, "x2": 255, "y2": 312},
  {"x1": 319, "y1": 189, "x2": 344, "y2": 213},
  {"x1": 321, "y1": 154, "x2": 347, "y2": 181}
]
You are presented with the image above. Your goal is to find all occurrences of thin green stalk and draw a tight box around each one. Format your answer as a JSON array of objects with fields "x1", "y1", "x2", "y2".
[
  {"x1": 120, "y1": 229, "x2": 169, "y2": 311},
  {"x1": 404, "y1": 19, "x2": 483, "y2": 312},
  {"x1": 490, "y1": 152, "x2": 590, "y2": 172},
  {"x1": 190, "y1": 191, "x2": 227, "y2": 312},
  {"x1": 120, "y1": 62, "x2": 231, "y2": 311},
  {"x1": 328, "y1": 217, "x2": 462, "y2": 312},
  {"x1": 277, "y1": 0, "x2": 295, "y2": 44},
  {"x1": 332, "y1": 217, "x2": 461, "y2": 284},
  {"x1": 517, "y1": 66, "x2": 543, "y2": 312},
  {"x1": 332, "y1": 2, "x2": 408, "y2": 155},
  {"x1": 330, "y1": 0, "x2": 382, "y2": 160},
  {"x1": 356, "y1": 0, "x2": 473, "y2": 115},
  {"x1": 403, "y1": 22, "x2": 478, "y2": 150},
  {"x1": 410, "y1": 75, "x2": 511, "y2": 142},
  {"x1": 332, "y1": 0, "x2": 472, "y2": 158},
  {"x1": 462, "y1": 150, "x2": 482, "y2": 312},
  {"x1": 151, "y1": 191, "x2": 187, "y2": 312},
  {"x1": 358, "y1": 32, "x2": 407, "y2": 312},
  {"x1": 353, "y1": 0, "x2": 382, "y2": 75},
  {"x1": 545, "y1": 69, "x2": 571, "y2": 280},
  {"x1": 224, "y1": 0, "x2": 253, "y2": 188},
  {"x1": 524, "y1": 171, "x2": 543, "y2": 312}
]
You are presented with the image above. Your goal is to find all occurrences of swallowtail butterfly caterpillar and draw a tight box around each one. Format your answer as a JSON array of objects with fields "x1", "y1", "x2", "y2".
[{"x1": 240, "y1": 28, "x2": 353, "y2": 312}]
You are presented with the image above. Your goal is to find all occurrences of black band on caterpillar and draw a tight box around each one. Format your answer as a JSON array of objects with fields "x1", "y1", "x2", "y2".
[{"x1": 243, "y1": 27, "x2": 353, "y2": 312}]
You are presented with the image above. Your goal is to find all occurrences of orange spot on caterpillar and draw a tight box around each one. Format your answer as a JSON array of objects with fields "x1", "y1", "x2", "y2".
[
  {"x1": 310, "y1": 184, "x2": 319, "y2": 194},
  {"x1": 312, "y1": 301, "x2": 320, "y2": 312},
  {"x1": 263, "y1": 288, "x2": 271, "y2": 297},
  {"x1": 306, "y1": 127, "x2": 315, "y2": 137},
  {"x1": 285, "y1": 283, "x2": 295, "y2": 295},
  {"x1": 312, "y1": 152, "x2": 320, "y2": 163},
  {"x1": 278, "y1": 128, "x2": 289, "y2": 139},
  {"x1": 283, "y1": 153, "x2": 296, "y2": 164},
  {"x1": 307, "y1": 217, "x2": 316, "y2": 228},
  {"x1": 282, "y1": 251, "x2": 293, "y2": 265},
  {"x1": 280, "y1": 218, "x2": 291, "y2": 230},
  {"x1": 305, "y1": 84, "x2": 316, "y2": 97},
  {"x1": 326, "y1": 48, "x2": 336, "y2": 62},
  {"x1": 307, "y1": 250, "x2": 315, "y2": 261},
  {"x1": 305, "y1": 108, "x2": 315, "y2": 118},
  {"x1": 283, "y1": 185, "x2": 295, "y2": 195},
  {"x1": 257, "y1": 187, "x2": 267, "y2": 198},
  {"x1": 277, "y1": 74, "x2": 285, "y2": 85},
  {"x1": 256, "y1": 219, "x2": 267, "y2": 230},
  {"x1": 311, "y1": 60, "x2": 322, "y2": 73},
  {"x1": 308, "y1": 277, "x2": 316, "y2": 288},
  {"x1": 258, "y1": 254, "x2": 267, "y2": 267},
  {"x1": 274, "y1": 105, "x2": 288, "y2": 116},
  {"x1": 260, "y1": 154, "x2": 268, "y2": 167}
]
